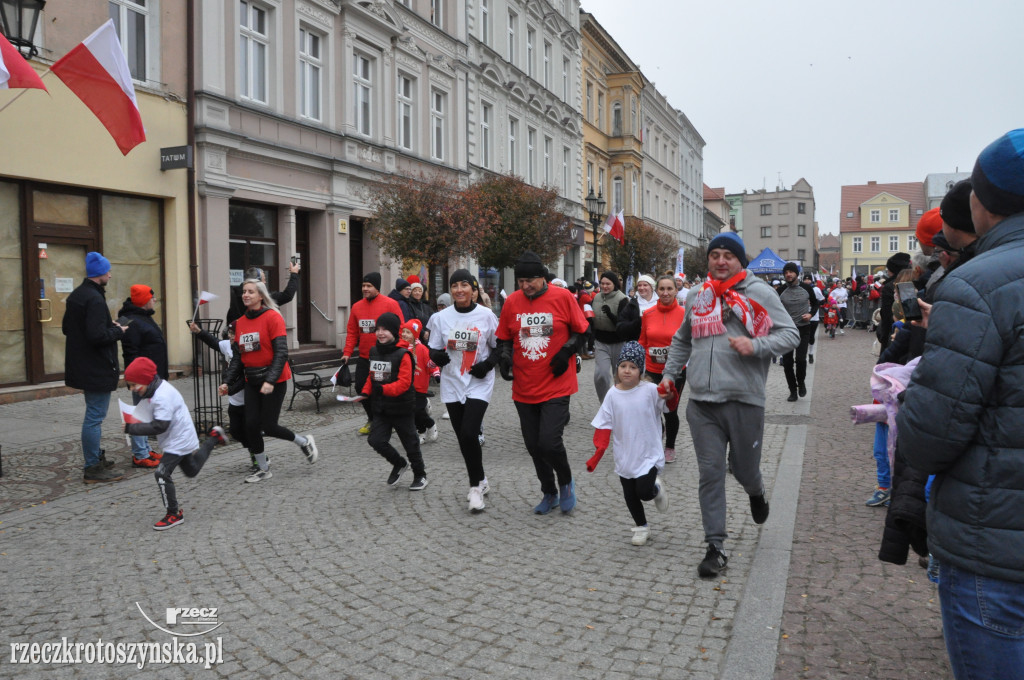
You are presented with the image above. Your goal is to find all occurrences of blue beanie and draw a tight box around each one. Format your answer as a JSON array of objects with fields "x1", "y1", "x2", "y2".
[
  {"x1": 707, "y1": 232, "x2": 748, "y2": 267},
  {"x1": 972, "y1": 129, "x2": 1024, "y2": 217},
  {"x1": 85, "y1": 251, "x2": 111, "y2": 277},
  {"x1": 617, "y1": 340, "x2": 646, "y2": 374}
]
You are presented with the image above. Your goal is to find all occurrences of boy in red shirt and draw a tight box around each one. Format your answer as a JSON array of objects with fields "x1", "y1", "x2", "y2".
[{"x1": 400, "y1": 319, "x2": 439, "y2": 445}]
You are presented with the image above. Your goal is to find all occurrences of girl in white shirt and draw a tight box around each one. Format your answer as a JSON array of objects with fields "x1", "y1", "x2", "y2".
[{"x1": 587, "y1": 341, "x2": 670, "y2": 546}]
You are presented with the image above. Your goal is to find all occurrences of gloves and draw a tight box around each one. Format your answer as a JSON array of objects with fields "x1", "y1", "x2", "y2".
[
  {"x1": 429, "y1": 347, "x2": 451, "y2": 367},
  {"x1": 496, "y1": 340, "x2": 513, "y2": 381},
  {"x1": 550, "y1": 345, "x2": 574, "y2": 377},
  {"x1": 657, "y1": 379, "x2": 680, "y2": 411},
  {"x1": 370, "y1": 381, "x2": 383, "y2": 399},
  {"x1": 587, "y1": 429, "x2": 612, "y2": 472},
  {"x1": 469, "y1": 358, "x2": 494, "y2": 379},
  {"x1": 601, "y1": 304, "x2": 618, "y2": 322}
]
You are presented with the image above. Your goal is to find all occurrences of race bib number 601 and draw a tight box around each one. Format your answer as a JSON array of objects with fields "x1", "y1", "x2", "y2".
[
  {"x1": 447, "y1": 328, "x2": 479, "y2": 352},
  {"x1": 519, "y1": 313, "x2": 554, "y2": 338}
]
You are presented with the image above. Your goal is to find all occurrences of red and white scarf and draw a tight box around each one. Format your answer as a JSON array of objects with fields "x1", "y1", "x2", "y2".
[{"x1": 690, "y1": 271, "x2": 773, "y2": 339}]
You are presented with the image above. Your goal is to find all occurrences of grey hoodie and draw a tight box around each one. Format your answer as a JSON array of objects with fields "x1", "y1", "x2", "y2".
[{"x1": 663, "y1": 271, "x2": 799, "y2": 407}]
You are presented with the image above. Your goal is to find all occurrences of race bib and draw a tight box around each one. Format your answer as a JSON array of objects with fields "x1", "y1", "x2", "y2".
[
  {"x1": 447, "y1": 328, "x2": 479, "y2": 353},
  {"x1": 519, "y1": 312, "x2": 554, "y2": 339},
  {"x1": 650, "y1": 346, "x2": 669, "y2": 365},
  {"x1": 239, "y1": 331, "x2": 261, "y2": 353},
  {"x1": 370, "y1": 360, "x2": 391, "y2": 382},
  {"x1": 359, "y1": 318, "x2": 377, "y2": 334}
]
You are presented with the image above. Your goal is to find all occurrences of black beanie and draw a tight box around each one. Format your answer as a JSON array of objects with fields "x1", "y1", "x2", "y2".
[
  {"x1": 395, "y1": 278, "x2": 411, "y2": 292},
  {"x1": 940, "y1": 179, "x2": 975, "y2": 233},
  {"x1": 514, "y1": 251, "x2": 546, "y2": 279},
  {"x1": 707, "y1": 232, "x2": 749, "y2": 267},
  {"x1": 363, "y1": 272, "x2": 382, "y2": 292},
  {"x1": 782, "y1": 262, "x2": 800, "y2": 275},
  {"x1": 600, "y1": 271, "x2": 621, "y2": 291},
  {"x1": 375, "y1": 312, "x2": 401, "y2": 339},
  {"x1": 886, "y1": 252, "x2": 911, "y2": 275},
  {"x1": 449, "y1": 268, "x2": 474, "y2": 287}
]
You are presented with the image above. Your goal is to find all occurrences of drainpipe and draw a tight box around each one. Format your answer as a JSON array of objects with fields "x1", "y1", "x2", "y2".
[{"x1": 187, "y1": 0, "x2": 198, "y2": 298}]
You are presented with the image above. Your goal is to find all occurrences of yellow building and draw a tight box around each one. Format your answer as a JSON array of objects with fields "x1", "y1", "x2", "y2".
[{"x1": 839, "y1": 181, "x2": 926, "y2": 277}]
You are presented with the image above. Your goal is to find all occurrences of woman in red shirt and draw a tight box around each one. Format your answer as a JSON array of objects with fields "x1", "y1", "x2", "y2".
[
  {"x1": 220, "y1": 280, "x2": 317, "y2": 483},
  {"x1": 639, "y1": 275, "x2": 687, "y2": 463}
]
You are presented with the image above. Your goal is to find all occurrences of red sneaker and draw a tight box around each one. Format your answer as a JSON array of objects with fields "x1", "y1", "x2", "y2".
[
  {"x1": 153, "y1": 509, "x2": 184, "y2": 531},
  {"x1": 148, "y1": 450, "x2": 163, "y2": 461},
  {"x1": 132, "y1": 455, "x2": 160, "y2": 468},
  {"x1": 208, "y1": 426, "x2": 228, "y2": 446}
]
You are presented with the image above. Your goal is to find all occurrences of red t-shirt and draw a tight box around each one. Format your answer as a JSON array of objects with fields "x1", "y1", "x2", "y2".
[
  {"x1": 235, "y1": 308, "x2": 292, "y2": 383},
  {"x1": 496, "y1": 285, "x2": 589, "y2": 403},
  {"x1": 638, "y1": 301, "x2": 686, "y2": 376},
  {"x1": 344, "y1": 294, "x2": 403, "y2": 359}
]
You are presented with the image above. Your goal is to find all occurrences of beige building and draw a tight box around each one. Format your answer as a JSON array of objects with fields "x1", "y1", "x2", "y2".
[
  {"x1": 839, "y1": 180, "x2": 925, "y2": 277},
  {"x1": 0, "y1": 1, "x2": 191, "y2": 388}
]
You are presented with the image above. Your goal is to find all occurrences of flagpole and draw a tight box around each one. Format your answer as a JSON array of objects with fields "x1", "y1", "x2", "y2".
[{"x1": 0, "y1": 70, "x2": 52, "y2": 116}]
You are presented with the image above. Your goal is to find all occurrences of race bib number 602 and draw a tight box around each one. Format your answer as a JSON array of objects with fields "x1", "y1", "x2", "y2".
[{"x1": 519, "y1": 313, "x2": 554, "y2": 338}]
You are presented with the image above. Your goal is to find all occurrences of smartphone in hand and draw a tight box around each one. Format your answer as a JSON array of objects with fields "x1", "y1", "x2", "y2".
[{"x1": 896, "y1": 282, "x2": 922, "y2": 322}]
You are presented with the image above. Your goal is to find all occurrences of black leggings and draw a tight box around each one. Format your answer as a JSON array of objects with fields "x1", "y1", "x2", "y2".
[
  {"x1": 446, "y1": 398, "x2": 489, "y2": 487},
  {"x1": 620, "y1": 466, "x2": 659, "y2": 526},
  {"x1": 807, "y1": 320, "x2": 819, "y2": 346},
  {"x1": 647, "y1": 370, "x2": 686, "y2": 449},
  {"x1": 415, "y1": 393, "x2": 435, "y2": 433},
  {"x1": 243, "y1": 380, "x2": 295, "y2": 455},
  {"x1": 155, "y1": 437, "x2": 219, "y2": 515}
]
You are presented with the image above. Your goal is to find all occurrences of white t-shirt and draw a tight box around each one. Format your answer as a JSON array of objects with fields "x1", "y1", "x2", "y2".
[
  {"x1": 219, "y1": 339, "x2": 245, "y2": 407},
  {"x1": 830, "y1": 286, "x2": 848, "y2": 308},
  {"x1": 591, "y1": 381, "x2": 668, "y2": 479},
  {"x1": 426, "y1": 304, "x2": 499, "y2": 404},
  {"x1": 147, "y1": 380, "x2": 200, "y2": 456},
  {"x1": 810, "y1": 285, "x2": 825, "y2": 321}
]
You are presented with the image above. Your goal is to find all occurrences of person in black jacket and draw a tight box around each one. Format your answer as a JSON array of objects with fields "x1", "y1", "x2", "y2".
[
  {"x1": 62, "y1": 251, "x2": 127, "y2": 483},
  {"x1": 876, "y1": 252, "x2": 910, "y2": 354},
  {"x1": 777, "y1": 263, "x2": 819, "y2": 401},
  {"x1": 387, "y1": 278, "x2": 415, "y2": 322},
  {"x1": 226, "y1": 261, "x2": 301, "y2": 326},
  {"x1": 118, "y1": 284, "x2": 169, "y2": 467}
]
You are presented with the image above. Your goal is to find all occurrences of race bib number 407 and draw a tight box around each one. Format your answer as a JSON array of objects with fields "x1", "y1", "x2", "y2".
[
  {"x1": 519, "y1": 313, "x2": 554, "y2": 339},
  {"x1": 447, "y1": 329, "x2": 479, "y2": 352},
  {"x1": 370, "y1": 360, "x2": 391, "y2": 382},
  {"x1": 359, "y1": 319, "x2": 376, "y2": 334},
  {"x1": 239, "y1": 331, "x2": 260, "y2": 353}
]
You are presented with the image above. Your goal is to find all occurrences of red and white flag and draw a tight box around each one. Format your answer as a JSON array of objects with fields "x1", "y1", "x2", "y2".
[
  {"x1": 198, "y1": 291, "x2": 218, "y2": 305},
  {"x1": 603, "y1": 210, "x2": 625, "y2": 245},
  {"x1": 0, "y1": 33, "x2": 47, "y2": 91},
  {"x1": 50, "y1": 20, "x2": 146, "y2": 155}
]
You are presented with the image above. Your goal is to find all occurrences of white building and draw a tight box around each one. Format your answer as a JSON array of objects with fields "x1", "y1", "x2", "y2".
[
  {"x1": 677, "y1": 111, "x2": 706, "y2": 249},
  {"x1": 639, "y1": 79, "x2": 684, "y2": 245}
]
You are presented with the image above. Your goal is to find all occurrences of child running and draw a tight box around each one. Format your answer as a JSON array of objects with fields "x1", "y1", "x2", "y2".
[
  {"x1": 122, "y1": 357, "x2": 228, "y2": 530},
  {"x1": 400, "y1": 319, "x2": 439, "y2": 445},
  {"x1": 586, "y1": 341, "x2": 670, "y2": 546}
]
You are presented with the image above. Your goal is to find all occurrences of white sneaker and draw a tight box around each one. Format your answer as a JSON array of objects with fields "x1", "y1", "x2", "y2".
[
  {"x1": 478, "y1": 433, "x2": 485, "y2": 446},
  {"x1": 467, "y1": 486, "x2": 485, "y2": 512},
  {"x1": 480, "y1": 478, "x2": 490, "y2": 495},
  {"x1": 654, "y1": 477, "x2": 669, "y2": 513},
  {"x1": 442, "y1": 411, "x2": 450, "y2": 420},
  {"x1": 299, "y1": 434, "x2": 318, "y2": 464},
  {"x1": 418, "y1": 433, "x2": 426, "y2": 445},
  {"x1": 426, "y1": 399, "x2": 433, "y2": 415},
  {"x1": 245, "y1": 468, "x2": 272, "y2": 483},
  {"x1": 427, "y1": 424, "x2": 439, "y2": 442},
  {"x1": 839, "y1": 328, "x2": 845, "y2": 335},
  {"x1": 631, "y1": 525, "x2": 650, "y2": 546}
]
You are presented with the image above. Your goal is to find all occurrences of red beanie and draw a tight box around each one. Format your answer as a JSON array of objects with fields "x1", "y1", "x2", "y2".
[
  {"x1": 131, "y1": 284, "x2": 154, "y2": 307},
  {"x1": 124, "y1": 357, "x2": 157, "y2": 385},
  {"x1": 401, "y1": 319, "x2": 422, "y2": 339},
  {"x1": 915, "y1": 208, "x2": 943, "y2": 248},
  {"x1": 407, "y1": 275, "x2": 420, "y2": 285}
]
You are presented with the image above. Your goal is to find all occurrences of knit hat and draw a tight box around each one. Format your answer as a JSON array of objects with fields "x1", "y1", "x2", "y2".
[
  {"x1": 130, "y1": 285, "x2": 154, "y2": 307},
  {"x1": 971, "y1": 129, "x2": 1024, "y2": 217},
  {"x1": 513, "y1": 250, "x2": 546, "y2": 279},
  {"x1": 707, "y1": 232, "x2": 749, "y2": 267},
  {"x1": 551, "y1": 278, "x2": 567, "y2": 288},
  {"x1": 362, "y1": 272, "x2": 382, "y2": 292},
  {"x1": 435, "y1": 293, "x2": 452, "y2": 308},
  {"x1": 582, "y1": 280, "x2": 595, "y2": 292},
  {"x1": 885, "y1": 252, "x2": 911, "y2": 275},
  {"x1": 915, "y1": 208, "x2": 943, "y2": 248},
  {"x1": 617, "y1": 340, "x2": 646, "y2": 374},
  {"x1": 407, "y1": 275, "x2": 420, "y2": 285},
  {"x1": 401, "y1": 319, "x2": 422, "y2": 340},
  {"x1": 395, "y1": 278, "x2": 411, "y2": 292},
  {"x1": 931, "y1": 230, "x2": 953, "y2": 251},
  {"x1": 637, "y1": 274, "x2": 656, "y2": 290},
  {"x1": 410, "y1": 282, "x2": 423, "y2": 291},
  {"x1": 375, "y1": 312, "x2": 401, "y2": 339},
  {"x1": 600, "y1": 271, "x2": 621, "y2": 291},
  {"x1": 449, "y1": 268, "x2": 474, "y2": 287},
  {"x1": 124, "y1": 357, "x2": 157, "y2": 386},
  {"x1": 940, "y1": 179, "x2": 975, "y2": 233},
  {"x1": 85, "y1": 251, "x2": 111, "y2": 278},
  {"x1": 782, "y1": 262, "x2": 800, "y2": 275}
]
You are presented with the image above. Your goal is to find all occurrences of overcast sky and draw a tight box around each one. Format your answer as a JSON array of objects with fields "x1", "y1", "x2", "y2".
[{"x1": 580, "y1": 0, "x2": 1024, "y2": 235}]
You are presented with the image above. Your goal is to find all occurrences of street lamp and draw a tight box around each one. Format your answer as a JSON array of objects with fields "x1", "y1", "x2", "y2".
[
  {"x1": 585, "y1": 186, "x2": 606, "y2": 280},
  {"x1": 0, "y1": 0, "x2": 46, "y2": 59}
]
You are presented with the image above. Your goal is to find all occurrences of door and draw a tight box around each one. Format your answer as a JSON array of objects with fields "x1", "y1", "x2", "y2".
[
  {"x1": 25, "y1": 239, "x2": 92, "y2": 383},
  {"x1": 295, "y1": 211, "x2": 311, "y2": 343}
]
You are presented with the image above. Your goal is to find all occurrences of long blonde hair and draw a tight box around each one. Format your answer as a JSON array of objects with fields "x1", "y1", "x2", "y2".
[{"x1": 242, "y1": 279, "x2": 279, "y2": 312}]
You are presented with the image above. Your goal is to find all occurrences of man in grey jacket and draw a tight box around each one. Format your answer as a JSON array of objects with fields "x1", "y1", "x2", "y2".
[
  {"x1": 778, "y1": 262, "x2": 819, "y2": 401},
  {"x1": 898, "y1": 129, "x2": 1024, "y2": 679},
  {"x1": 660, "y1": 232, "x2": 799, "y2": 578}
]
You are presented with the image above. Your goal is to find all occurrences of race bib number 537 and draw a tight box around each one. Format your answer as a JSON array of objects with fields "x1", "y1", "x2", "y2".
[{"x1": 359, "y1": 319, "x2": 376, "y2": 334}]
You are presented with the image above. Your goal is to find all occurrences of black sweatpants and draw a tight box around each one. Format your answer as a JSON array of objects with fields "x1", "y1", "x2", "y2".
[
  {"x1": 446, "y1": 398, "x2": 489, "y2": 487},
  {"x1": 155, "y1": 436, "x2": 219, "y2": 515},
  {"x1": 414, "y1": 393, "x2": 435, "y2": 433},
  {"x1": 620, "y1": 466, "x2": 659, "y2": 527},
  {"x1": 781, "y1": 324, "x2": 813, "y2": 392},
  {"x1": 368, "y1": 411, "x2": 426, "y2": 478},
  {"x1": 243, "y1": 380, "x2": 295, "y2": 455},
  {"x1": 514, "y1": 397, "x2": 572, "y2": 495}
]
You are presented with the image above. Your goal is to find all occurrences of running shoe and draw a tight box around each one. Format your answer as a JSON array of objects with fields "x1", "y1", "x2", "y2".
[
  {"x1": 153, "y1": 509, "x2": 184, "y2": 531},
  {"x1": 300, "y1": 434, "x2": 318, "y2": 463}
]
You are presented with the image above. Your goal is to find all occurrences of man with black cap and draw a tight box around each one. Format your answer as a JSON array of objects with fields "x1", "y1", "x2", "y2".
[
  {"x1": 63, "y1": 251, "x2": 128, "y2": 483},
  {"x1": 659, "y1": 232, "x2": 798, "y2": 578},
  {"x1": 591, "y1": 271, "x2": 629, "y2": 402},
  {"x1": 342, "y1": 272, "x2": 403, "y2": 434},
  {"x1": 778, "y1": 262, "x2": 819, "y2": 401},
  {"x1": 898, "y1": 129, "x2": 1024, "y2": 678},
  {"x1": 496, "y1": 250, "x2": 590, "y2": 515},
  {"x1": 876, "y1": 252, "x2": 910, "y2": 353},
  {"x1": 388, "y1": 277, "x2": 415, "y2": 322}
]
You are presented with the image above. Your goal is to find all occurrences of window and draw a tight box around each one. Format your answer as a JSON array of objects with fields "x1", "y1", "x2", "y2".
[
  {"x1": 645, "y1": 189, "x2": 650, "y2": 215},
  {"x1": 562, "y1": 146, "x2": 570, "y2": 193},
  {"x1": 613, "y1": 177, "x2": 623, "y2": 213},
  {"x1": 630, "y1": 98, "x2": 637, "y2": 134},
  {"x1": 507, "y1": 11, "x2": 516, "y2": 64},
  {"x1": 239, "y1": 1, "x2": 268, "y2": 103},
  {"x1": 586, "y1": 161, "x2": 593, "y2": 193},
  {"x1": 779, "y1": 225, "x2": 789, "y2": 237},
  {"x1": 431, "y1": 89, "x2": 446, "y2": 161},
  {"x1": 797, "y1": 224, "x2": 806, "y2": 237},
  {"x1": 889, "y1": 235, "x2": 899, "y2": 252},
  {"x1": 798, "y1": 202, "x2": 806, "y2": 214},
  {"x1": 508, "y1": 117, "x2": 518, "y2": 174},
  {"x1": 908, "y1": 235, "x2": 918, "y2": 251},
  {"x1": 870, "y1": 236, "x2": 880, "y2": 252},
  {"x1": 526, "y1": 26, "x2": 535, "y2": 78},
  {"x1": 870, "y1": 209, "x2": 880, "y2": 223},
  {"x1": 654, "y1": 193, "x2": 659, "y2": 220},
  {"x1": 779, "y1": 202, "x2": 790, "y2": 215},
  {"x1": 430, "y1": 0, "x2": 443, "y2": 28},
  {"x1": 846, "y1": 211, "x2": 855, "y2": 218},
  {"x1": 353, "y1": 52, "x2": 372, "y2": 136},
  {"x1": 760, "y1": 204, "x2": 772, "y2": 216},
  {"x1": 779, "y1": 248, "x2": 790, "y2": 259},
  {"x1": 543, "y1": 136, "x2": 552, "y2": 184},
  {"x1": 527, "y1": 127, "x2": 536, "y2": 183},
  {"x1": 480, "y1": 102, "x2": 492, "y2": 168},
  {"x1": 598, "y1": 168, "x2": 605, "y2": 201},
  {"x1": 761, "y1": 226, "x2": 771, "y2": 238},
  {"x1": 797, "y1": 249, "x2": 806, "y2": 261},
  {"x1": 889, "y1": 208, "x2": 899, "y2": 222},
  {"x1": 597, "y1": 92, "x2": 604, "y2": 131},
  {"x1": 298, "y1": 28, "x2": 322, "y2": 121},
  {"x1": 586, "y1": 82, "x2": 592, "y2": 122},
  {"x1": 480, "y1": 0, "x2": 489, "y2": 45},
  {"x1": 543, "y1": 41, "x2": 551, "y2": 88},
  {"x1": 562, "y1": 57, "x2": 569, "y2": 101},
  {"x1": 612, "y1": 103, "x2": 622, "y2": 136},
  {"x1": 853, "y1": 236, "x2": 862, "y2": 253},
  {"x1": 109, "y1": 0, "x2": 150, "y2": 81},
  {"x1": 632, "y1": 173, "x2": 638, "y2": 212},
  {"x1": 397, "y1": 75, "x2": 414, "y2": 150}
]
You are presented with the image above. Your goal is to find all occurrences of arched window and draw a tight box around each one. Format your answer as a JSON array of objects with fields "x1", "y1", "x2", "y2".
[{"x1": 612, "y1": 102, "x2": 622, "y2": 136}]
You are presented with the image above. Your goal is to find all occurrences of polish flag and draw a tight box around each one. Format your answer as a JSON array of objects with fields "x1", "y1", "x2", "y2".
[
  {"x1": 0, "y1": 33, "x2": 47, "y2": 91},
  {"x1": 198, "y1": 291, "x2": 218, "y2": 305},
  {"x1": 50, "y1": 20, "x2": 146, "y2": 155},
  {"x1": 603, "y1": 210, "x2": 625, "y2": 245}
]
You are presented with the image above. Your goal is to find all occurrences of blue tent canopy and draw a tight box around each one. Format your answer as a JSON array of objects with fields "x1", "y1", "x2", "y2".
[{"x1": 748, "y1": 248, "x2": 788, "y2": 275}]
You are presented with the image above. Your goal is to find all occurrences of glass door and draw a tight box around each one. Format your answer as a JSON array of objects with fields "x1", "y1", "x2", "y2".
[{"x1": 26, "y1": 240, "x2": 91, "y2": 382}]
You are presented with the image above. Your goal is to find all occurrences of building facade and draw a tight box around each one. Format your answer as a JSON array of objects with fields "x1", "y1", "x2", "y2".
[
  {"x1": 0, "y1": 0, "x2": 191, "y2": 388},
  {"x1": 740, "y1": 178, "x2": 816, "y2": 267},
  {"x1": 838, "y1": 180, "x2": 925, "y2": 277},
  {"x1": 639, "y1": 79, "x2": 683, "y2": 245},
  {"x1": 677, "y1": 111, "x2": 705, "y2": 249},
  {"x1": 924, "y1": 171, "x2": 970, "y2": 209}
]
